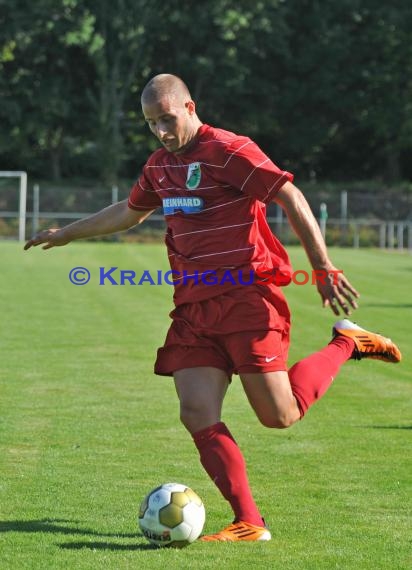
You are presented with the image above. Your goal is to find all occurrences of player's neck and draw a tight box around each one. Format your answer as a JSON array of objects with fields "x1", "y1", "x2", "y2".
[{"x1": 174, "y1": 120, "x2": 203, "y2": 155}]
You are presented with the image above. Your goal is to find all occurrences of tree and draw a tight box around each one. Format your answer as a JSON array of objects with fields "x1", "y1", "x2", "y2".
[
  {"x1": 82, "y1": 0, "x2": 163, "y2": 184},
  {"x1": 346, "y1": 1, "x2": 412, "y2": 182},
  {"x1": 277, "y1": 0, "x2": 412, "y2": 181},
  {"x1": 0, "y1": 0, "x2": 98, "y2": 179},
  {"x1": 1, "y1": 0, "x2": 411, "y2": 183}
]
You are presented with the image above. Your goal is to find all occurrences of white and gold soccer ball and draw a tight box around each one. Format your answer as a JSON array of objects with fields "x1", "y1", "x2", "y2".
[{"x1": 138, "y1": 482, "x2": 206, "y2": 547}]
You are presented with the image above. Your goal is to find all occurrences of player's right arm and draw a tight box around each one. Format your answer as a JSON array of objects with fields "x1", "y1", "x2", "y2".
[{"x1": 24, "y1": 199, "x2": 154, "y2": 250}]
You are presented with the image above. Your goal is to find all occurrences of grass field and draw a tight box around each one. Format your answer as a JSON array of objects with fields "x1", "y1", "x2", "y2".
[{"x1": 1, "y1": 241, "x2": 411, "y2": 570}]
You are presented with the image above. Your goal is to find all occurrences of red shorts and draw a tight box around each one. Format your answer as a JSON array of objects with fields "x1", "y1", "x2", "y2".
[{"x1": 154, "y1": 285, "x2": 290, "y2": 378}]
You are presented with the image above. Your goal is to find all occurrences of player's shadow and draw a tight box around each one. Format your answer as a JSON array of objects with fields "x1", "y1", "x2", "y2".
[
  {"x1": 361, "y1": 302, "x2": 412, "y2": 309},
  {"x1": 0, "y1": 518, "x2": 153, "y2": 550},
  {"x1": 363, "y1": 425, "x2": 412, "y2": 430},
  {"x1": 0, "y1": 519, "x2": 143, "y2": 546},
  {"x1": 58, "y1": 541, "x2": 157, "y2": 551},
  {"x1": 0, "y1": 518, "x2": 138, "y2": 538}
]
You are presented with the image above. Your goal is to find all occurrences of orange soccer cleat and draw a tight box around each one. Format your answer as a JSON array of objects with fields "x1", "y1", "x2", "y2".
[
  {"x1": 333, "y1": 319, "x2": 402, "y2": 363},
  {"x1": 199, "y1": 520, "x2": 271, "y2": 542}
]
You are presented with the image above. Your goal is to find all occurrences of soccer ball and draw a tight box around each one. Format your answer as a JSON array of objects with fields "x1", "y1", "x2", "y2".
[{"x1": 138, "y1": 482, "x2": 205, "y2": 547}]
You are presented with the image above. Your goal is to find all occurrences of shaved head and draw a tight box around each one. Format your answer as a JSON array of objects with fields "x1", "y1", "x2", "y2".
[
  {"x1": 141, "y1": 74, "x2": 202, "y2": 154},
  {"x1": 141, "y1": 74, "x2": 192, "y2": 106}
]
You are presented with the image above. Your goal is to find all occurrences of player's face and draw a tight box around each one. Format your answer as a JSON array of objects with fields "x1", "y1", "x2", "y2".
[{"x1": 142, "y1": 96, "x2": 196, "y2": 153}]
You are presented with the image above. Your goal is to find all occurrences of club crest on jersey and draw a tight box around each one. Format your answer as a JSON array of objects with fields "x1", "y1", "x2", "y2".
[
  {"x1": 163, "y1": 196, "x2": 204, "y2": 215},
  {"x1": 186, "y1": 162, "x2": 201, "y2": 190}
]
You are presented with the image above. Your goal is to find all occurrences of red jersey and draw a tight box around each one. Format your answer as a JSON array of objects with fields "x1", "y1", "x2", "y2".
[{"x1": 128, "y1": 124, "x2": 294, "y2": 305}]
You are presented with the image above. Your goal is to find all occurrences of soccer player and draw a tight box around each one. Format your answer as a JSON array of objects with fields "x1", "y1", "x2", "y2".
[{"x1": 25, "y1": 74, "x2": 401, "y2": 542}]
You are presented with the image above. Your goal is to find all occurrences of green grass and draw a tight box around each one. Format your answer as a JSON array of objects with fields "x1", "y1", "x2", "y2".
[{"x1": 1, "y1": 242, "x2": 411, "y2": 570}]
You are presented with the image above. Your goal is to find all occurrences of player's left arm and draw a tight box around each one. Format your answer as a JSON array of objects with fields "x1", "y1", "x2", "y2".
[{"x1": 273, "y1": 181, "x2": 360, "y2": 315}]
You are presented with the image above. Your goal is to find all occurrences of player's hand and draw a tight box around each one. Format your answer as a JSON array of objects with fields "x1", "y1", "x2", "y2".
[
  {"x1": 316, "y1": 268, "x2": 360, "y2": 316},
  {"x1": 24, "y1": 228, "x2": 70, "y2": 251}
]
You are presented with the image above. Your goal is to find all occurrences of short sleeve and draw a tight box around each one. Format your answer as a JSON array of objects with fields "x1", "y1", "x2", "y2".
[
  {"x1": 224, "y1": 138, "x2": 294, "y2": 203},
  {"x1": 128, "y1": 166, "x2": 162, "y2": 211}
]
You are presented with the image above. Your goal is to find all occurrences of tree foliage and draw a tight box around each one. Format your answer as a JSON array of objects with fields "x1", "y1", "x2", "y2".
[{"x1": 0, "y1": 0, "x2": 411, "y2": 183}]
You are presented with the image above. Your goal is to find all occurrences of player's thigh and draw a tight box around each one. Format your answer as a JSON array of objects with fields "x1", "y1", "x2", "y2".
[
  {"x1": 239, "y1": 371, "x2": 300, "y2": 428},
  {"x1": 174, "y1": 367, "x2": 230, "y2": 433}
]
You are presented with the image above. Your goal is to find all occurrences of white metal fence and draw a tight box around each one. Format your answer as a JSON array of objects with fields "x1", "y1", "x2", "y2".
[
  {"x1": 0, "y1": 171, "x2": 27, "y2": 241},
  {"x1": 0, "y1": 181, "x2": 411, "y2": 250}
]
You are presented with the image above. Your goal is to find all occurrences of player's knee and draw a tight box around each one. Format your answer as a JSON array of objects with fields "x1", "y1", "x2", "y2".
[
  {"x1": 179, "y1": 403, "x2": 207, "y2": 433},
  {"x1": 258, "y1": 412, "x2": 297, "y2": 429},
  {"x1": 274, "y1": 416, "x2": 296, "y2": 429},
  {"x1": 179, "y1": 404, "x2": 196, "y2": 428}
]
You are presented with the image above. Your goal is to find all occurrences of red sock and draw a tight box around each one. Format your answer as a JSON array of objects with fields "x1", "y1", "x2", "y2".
[
  {"x1": 192, "y1": 422, "x2": 263, "y2": 526},
  {"x1": 289, "y1": 335, "x2": 355, "y2": 417}
]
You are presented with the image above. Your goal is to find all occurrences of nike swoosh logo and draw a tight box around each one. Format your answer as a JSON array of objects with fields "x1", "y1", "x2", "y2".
[
  {"x1": 159, "y1": 176, "x2": 166, "y2": 183},
  {"x1": 265, "y1": 355, "x2": 279, "y2": 362}
]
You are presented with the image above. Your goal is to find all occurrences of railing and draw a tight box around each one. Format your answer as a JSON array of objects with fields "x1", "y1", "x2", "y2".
[{"x1": 0, "y1": 182, "x2": 411, "y2": 249}]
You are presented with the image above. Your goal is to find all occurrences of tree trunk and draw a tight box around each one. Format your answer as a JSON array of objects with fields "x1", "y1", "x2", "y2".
[
  {"x1": 48, "y1": 127, "x2": 64, "y2": 181},
  {"x1": 384, "y1": 145, "x2": 401, "y2": 183}
]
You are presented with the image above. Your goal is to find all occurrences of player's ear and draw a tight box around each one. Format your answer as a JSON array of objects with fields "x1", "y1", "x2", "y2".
[{"x1": 186, "y1": 100, "x2": 196, "y2": 115}]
